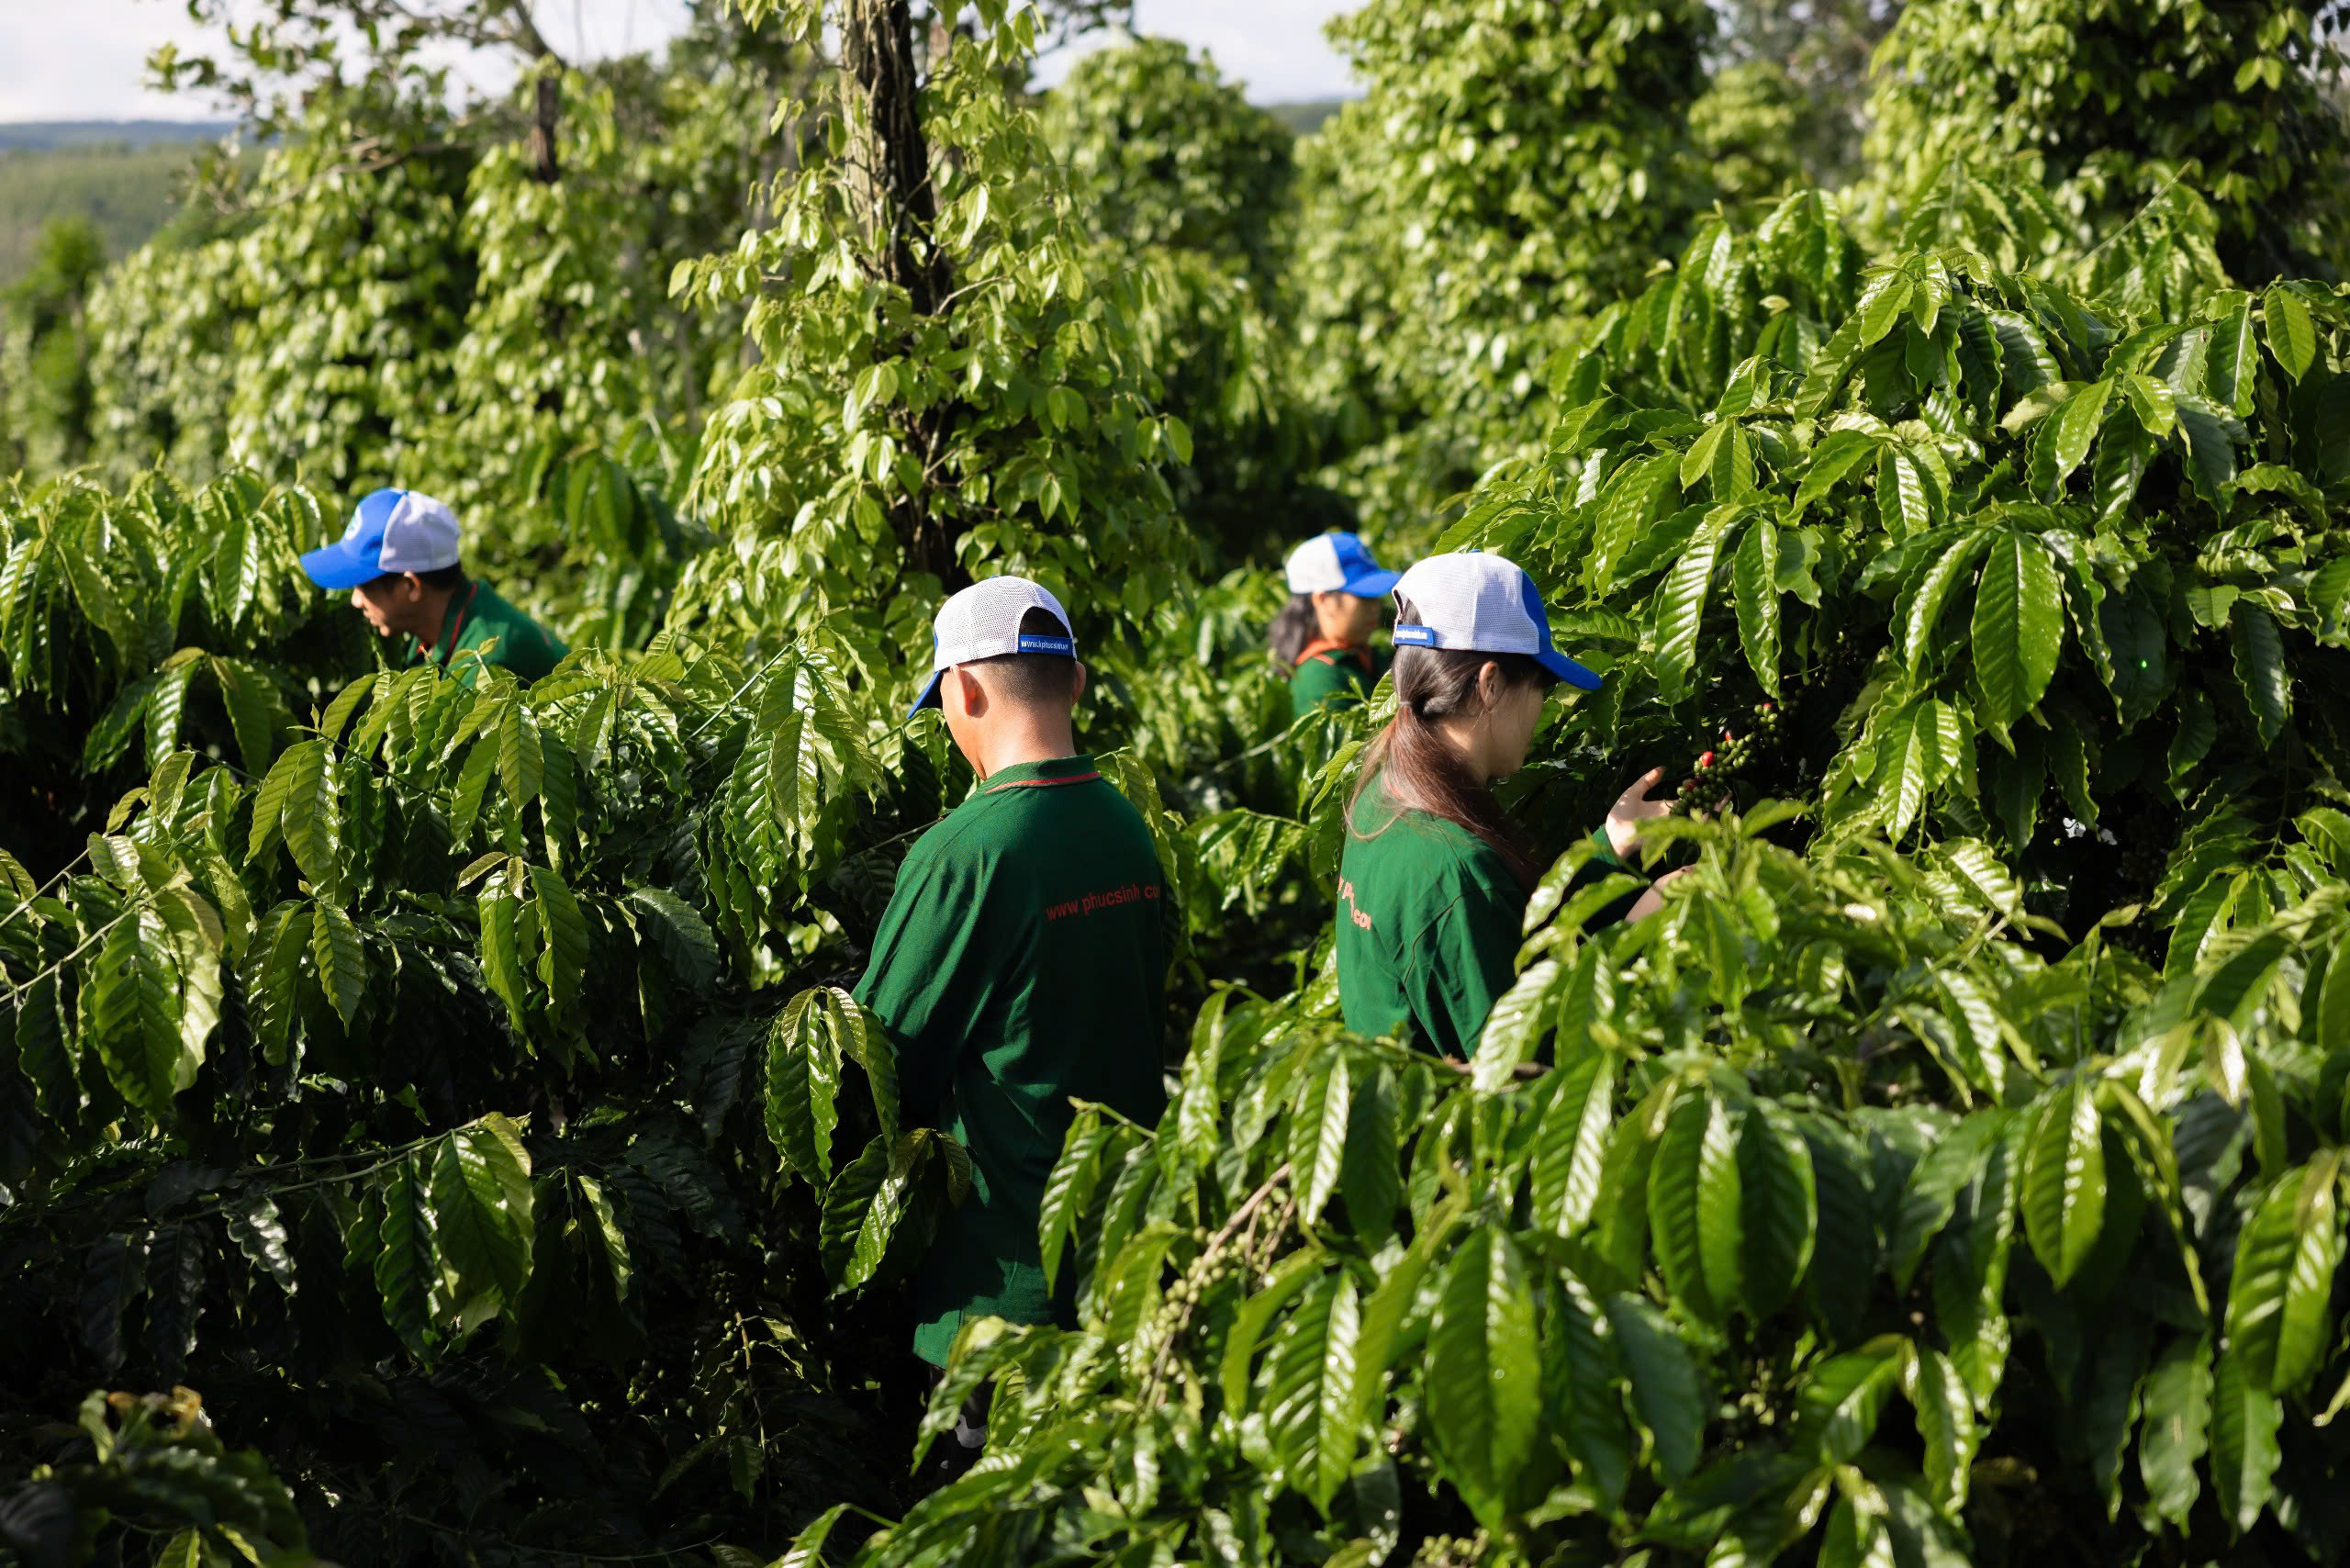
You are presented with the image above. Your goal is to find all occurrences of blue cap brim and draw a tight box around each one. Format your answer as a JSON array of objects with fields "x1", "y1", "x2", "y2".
[
  {"x1": 906, "y1": 668, "x2": 946, "y2": 722},
  {"x1": 1536, "y1": 647, "x2": 1604, "y2": 690},
  {"x1": 299, "y1": 542, "x2": 383, "y2": 590},
  {"x1": 1341, "y1": 567, "x2": 1403, "y2": 599}
]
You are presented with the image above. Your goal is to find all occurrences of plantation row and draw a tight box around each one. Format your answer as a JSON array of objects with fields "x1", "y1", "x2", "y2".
[{"x1": 6, "y1": 0, "x2": 2350, "y2": 1565}]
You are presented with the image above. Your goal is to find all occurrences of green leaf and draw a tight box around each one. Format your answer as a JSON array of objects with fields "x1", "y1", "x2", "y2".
[
  {"x1": 2226, "y1": 1156, "x2": 2344, "y2": 1395},
  {"x1": 430, "y1": 1114, "x2": 534, "y2": 1311},
  {"x1": 1651, "y1": 512, "x2": 1734, "y2": 703},
  {"x1": 1730, "y1": 517, "x2": 1782, "y2": 697},
  {"x1": 2177, "y1": 398, "x2": 2241, "y2": 500},
  {"x1": 572, "y1": 1172, "x2": 632, "y2": 1303},
  {"x1": 371, "y1": 1156, "x2": 441, "y2": 1358},
  {"x1": 525, "y1": 864, "x2": 588, "y2": 1018},
  {"x1": 209, "y1": 656, "x2": 280, "y2": 778},
  {"x1": 1877, "y1": 448, "x2": 1931, "y2": 537},
  {"x1": 476, "y1": 890, "x2": 529, "y2": 1030},
  {"x1": 2230, "y1": 601, "x2": 2289, "y2": 749},
  {"x1": 1794, "y1": 430, "x2": 1884, "y2": 515},
  {"x1": 1738, "y1": 1102, "x2": 1816, "y2": 1316},
  {"x1": 1796, "y1": 1338, "x2": 1906, "y2": 1463},
  {"x1": 2020, "y1": 1081, "x2": 2105, "y2": 1289},
  {"x1": 1903, "y1": 1346, "x2": 1977, "y2": 1513},
  {"x1": 2210, "y1": 1346, "x2": 2282, "y2": 1535},
  {"x1": 308, "y1": 900, "x2": 365, "y2": 1029},
  {"x1": 1679, "y1": 420, "x2": 1731, "y2": 491},
  {"x1": 224, "y1": 1195, "x2": 296, "y2": 1294},
  {"x1": 1649, "y1": 1088, "x2": 1722, "y2": 1323},
  {"x1": 626, "y1": 887, "x2": 721, "y2": 998},
  {"x1": 88, "y1": 911, "x2": 196, "y2": 1118},
  {"x1": 497, "y1": 700, "x2": 543, "y2": 808},
  {"x1": 1038, "y1": 1108, "x2": 1109, "y2": 1297},
  {"x1": 765, "y1": 987, "x2": 847, "y2": 1188},
  {"x1": 1527, "y1": 1050, "x2": 1617, "y2": 1238},
  {"x1": 1289, "y1": 1047, "x2": 1352, "y2": 1226},
  {"x1": 1606, "y1": 1294, "x2": 1704, "y2": 1481},
  {"x1": 2031, "y1": 377, "x2": 2111, "y2": 496},
  {"x1": 2208, "y1": 301, "x2": 2258, "y2": 413},
  {"x1": 1264, "y1": 1271, "x2": 1363, "y2": 1508},
  {"x1": 1695, "y1": 1093, "x2": 1746, "y2": 1315},
  {"x1": 1425, "y1": 1227, "x2": 1542, "y2": 1529},
  {"x1": 820, "y1": 1129, "x2": 942, "y2": 1292},
  {"x1": 2137, "y1": 1335, "x2": 2210, "y2": 1527},
  {"x1": 1970, "y1": 532, "x2": 2065, "y2": 728},
  {"x1": 2262, "y1": 286, "x2": 2315, "y2": 381},
  {"x1": 275, "y1": 739, "x2": 340, "y2": 897},
  {"x1": 1904, "y1": 530, "x2": 1992, "y2": 676}
]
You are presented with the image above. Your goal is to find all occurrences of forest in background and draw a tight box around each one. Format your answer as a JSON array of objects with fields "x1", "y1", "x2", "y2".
[{"x1": 7, "y1": 0, "x2": 2350, "y2": 1564}]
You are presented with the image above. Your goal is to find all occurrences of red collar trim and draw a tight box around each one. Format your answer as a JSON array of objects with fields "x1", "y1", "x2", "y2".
[
  {"x1": 1297, "y1": 638, "x2": 1373, "y2": 673},
  {"x1": 983, "y1": 769, "x2": 1101, "y2": 794},
  {"x1": 431, "y1": 581, "x2": 481, "y2": 666}
]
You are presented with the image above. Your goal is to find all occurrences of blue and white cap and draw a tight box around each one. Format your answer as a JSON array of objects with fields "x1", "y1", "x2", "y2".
[
  {"x1": 909, "y1": 575, "x2": 1078, "y2": 720},
  {"x1": 299, "y1": 488, "x2": 463, "y2": 591},
  {"x1": 1390, "y1": 552, "x2": 1603, "y2": 690},
  {"x1": 1284, "y1": 532, "x2": 1402, "y2": 599}
]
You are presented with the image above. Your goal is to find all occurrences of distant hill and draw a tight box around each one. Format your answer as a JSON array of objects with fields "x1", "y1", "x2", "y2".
[
  {"x1": 0, "y1": 137, "x2": 224, "y2": 286},
  {"x1": 1264, "y1": 99, "x2": 1348, "y2": 137},
  {"x1": 0, "y1": 120, "x2": 235, "y2": 152}
]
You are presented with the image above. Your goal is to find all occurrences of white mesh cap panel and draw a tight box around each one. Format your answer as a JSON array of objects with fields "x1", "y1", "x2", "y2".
[
  {"x1": 929, "y1": 575, "x2": 1076, "y2": 673},
  {"x1": 1391, "y1": 554, "x2": 1539, "y2": 655},
  {"x1": 375, "y1": 492, "x2": 463, "y2": 574},
  {"x1": 1284, "y1": 535, "x2": 1344, "y2": 594}
]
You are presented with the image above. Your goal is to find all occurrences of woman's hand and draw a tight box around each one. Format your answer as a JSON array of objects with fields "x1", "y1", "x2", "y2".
[
  {"x1": 1623, "y1": 865, "x2": 1695, "y2": 923},
  {"x1": 1606, "y1": 766, "x2": 1675, "y2": 860}
]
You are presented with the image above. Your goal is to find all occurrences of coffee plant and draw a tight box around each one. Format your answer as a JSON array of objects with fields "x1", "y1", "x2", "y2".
[{"x1": 8, "y1": 1, "x2": 2350, "y2": 1565}]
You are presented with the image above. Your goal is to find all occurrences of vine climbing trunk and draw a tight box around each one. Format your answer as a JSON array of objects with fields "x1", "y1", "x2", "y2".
[{"x1": 839, "y1": 0, "x2": 966, "y2": 588}]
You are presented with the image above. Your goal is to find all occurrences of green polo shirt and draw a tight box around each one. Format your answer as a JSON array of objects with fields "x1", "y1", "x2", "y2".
[
  {"x1": 854, "y1": 753, "x2": 1170, "y2": 1365},
  {"x1": 1338, "y1": 774, "x2": 1647, "y2": 1058},
  {"x1": 406, "y1": 581, "x2": 568, "y2": 687},
  {"x1": 1337, "y1": 771, "x2": 1527, "y2": 1058},
  {"x1": 1291, "y1": 644, "x2": 1385, "y2": 721}
]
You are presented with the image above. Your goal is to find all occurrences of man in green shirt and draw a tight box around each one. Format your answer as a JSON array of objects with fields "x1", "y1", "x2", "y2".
[
  {"x1": 299, "y1": 487, "x2": 567, "y2": 687},
  {"x1": 854, "y1": 575, "x2": 1170, "y2": 1471}
]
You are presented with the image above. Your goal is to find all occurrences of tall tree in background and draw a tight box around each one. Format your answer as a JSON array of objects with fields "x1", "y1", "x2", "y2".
[
  {"x1": 1040, "y1": 37, "x2": 1317, "y2": 561},
  {"x1": 675, "y1": 0, "x2": 1198, "y2": 672},
  {"x1": 1292, "y1": 0, "x2": 1717, "y2": 532},
  {"x1": 1867, "y1": 0, "x2": 2350, "y2": 279},
  {"x1": 1700, "y1": 0, "x2": 1898, "y2": 192}
]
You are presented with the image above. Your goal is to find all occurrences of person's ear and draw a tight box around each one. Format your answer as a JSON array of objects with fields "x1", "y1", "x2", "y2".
[
  {"x1": 401, "y1": 573, "x2": 425, "y2": 603},
  {"x1": 1070, "y1": 661, "x2": 1088, "y2": 706},
  {"x1": 1476, "y1": 660, "x2": 1505, "y2": 711},
  {"x1": 950, "y1": 665, "x2": 987, "y2": 720}
]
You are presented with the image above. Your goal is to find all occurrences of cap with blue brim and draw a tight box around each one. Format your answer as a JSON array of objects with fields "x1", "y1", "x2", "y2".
[
  {"x1": 1388, "y1": 551, "x2": 1604, "y2": 690},
  {"x1": 908, "y1": 575, "x2": 1079, "y2": 721},
  {"x1": 300, "y1": 488, "x2": 463, "y2": 591},
  {"x1": 1284, "y1": 531, "x2": 1402, "y2": 599}
]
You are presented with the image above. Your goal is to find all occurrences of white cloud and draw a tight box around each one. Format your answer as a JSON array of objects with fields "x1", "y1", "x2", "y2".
[
  {"x1": 0, "y1": 0, "x2": 1353, "y2": 124},
  {"x1": 1034, "y1": 1, "x2": 1357, "y2": 102},
  {"x1": 0, "y1": 0, "x2": 694, "y2": 122}
]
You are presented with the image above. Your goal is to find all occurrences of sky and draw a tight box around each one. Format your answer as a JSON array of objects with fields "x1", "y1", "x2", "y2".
[{"x1": 0, "y1": 0, "x2": 1357, "y2": 123}]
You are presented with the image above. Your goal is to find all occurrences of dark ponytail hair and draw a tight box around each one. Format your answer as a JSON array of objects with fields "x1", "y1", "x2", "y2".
[
  {"x1": 1349, "y1": 596, "x2": 1552, "y2": 889},
  {"x1": 1268, "y1": 593, "x2": 1319, "y2": 678}
]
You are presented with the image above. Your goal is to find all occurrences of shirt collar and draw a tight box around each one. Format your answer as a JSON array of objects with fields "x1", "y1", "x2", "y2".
[{"x1": 979, "y1": 754, "x2": 1100, "y2": 792}]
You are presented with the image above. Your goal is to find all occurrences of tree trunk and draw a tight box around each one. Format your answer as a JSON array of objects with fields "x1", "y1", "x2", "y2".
[
  {"x1": 840, "y1": 0, "x2": 964, "y2": 586},
  {"x1": 530, "y1": 74, "x2": 561, "y2": 184}
]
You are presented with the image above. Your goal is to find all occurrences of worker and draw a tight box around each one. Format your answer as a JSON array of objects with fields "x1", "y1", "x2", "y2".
[
  {"x1": 1269, "y1": 531, "x2": 1402, "y2": 720},
  {"x1": 1336, "y1": 551, "x2": 1683, "y2": 1058},
  {"x1": 299, "y1": 487, "x2": 566, "y2": 686},
  {"x1": 853, "y1": 575, "x2": 1170, "y2": 1482}
]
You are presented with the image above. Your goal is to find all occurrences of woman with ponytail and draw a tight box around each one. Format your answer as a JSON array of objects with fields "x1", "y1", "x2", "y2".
[
  {"x1": 1270, "y1": 532, "x2": 1403, "y2": 720},
  {"x1": 1336, "y1": 552, "x2": 1680, "y2": 1058}
]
